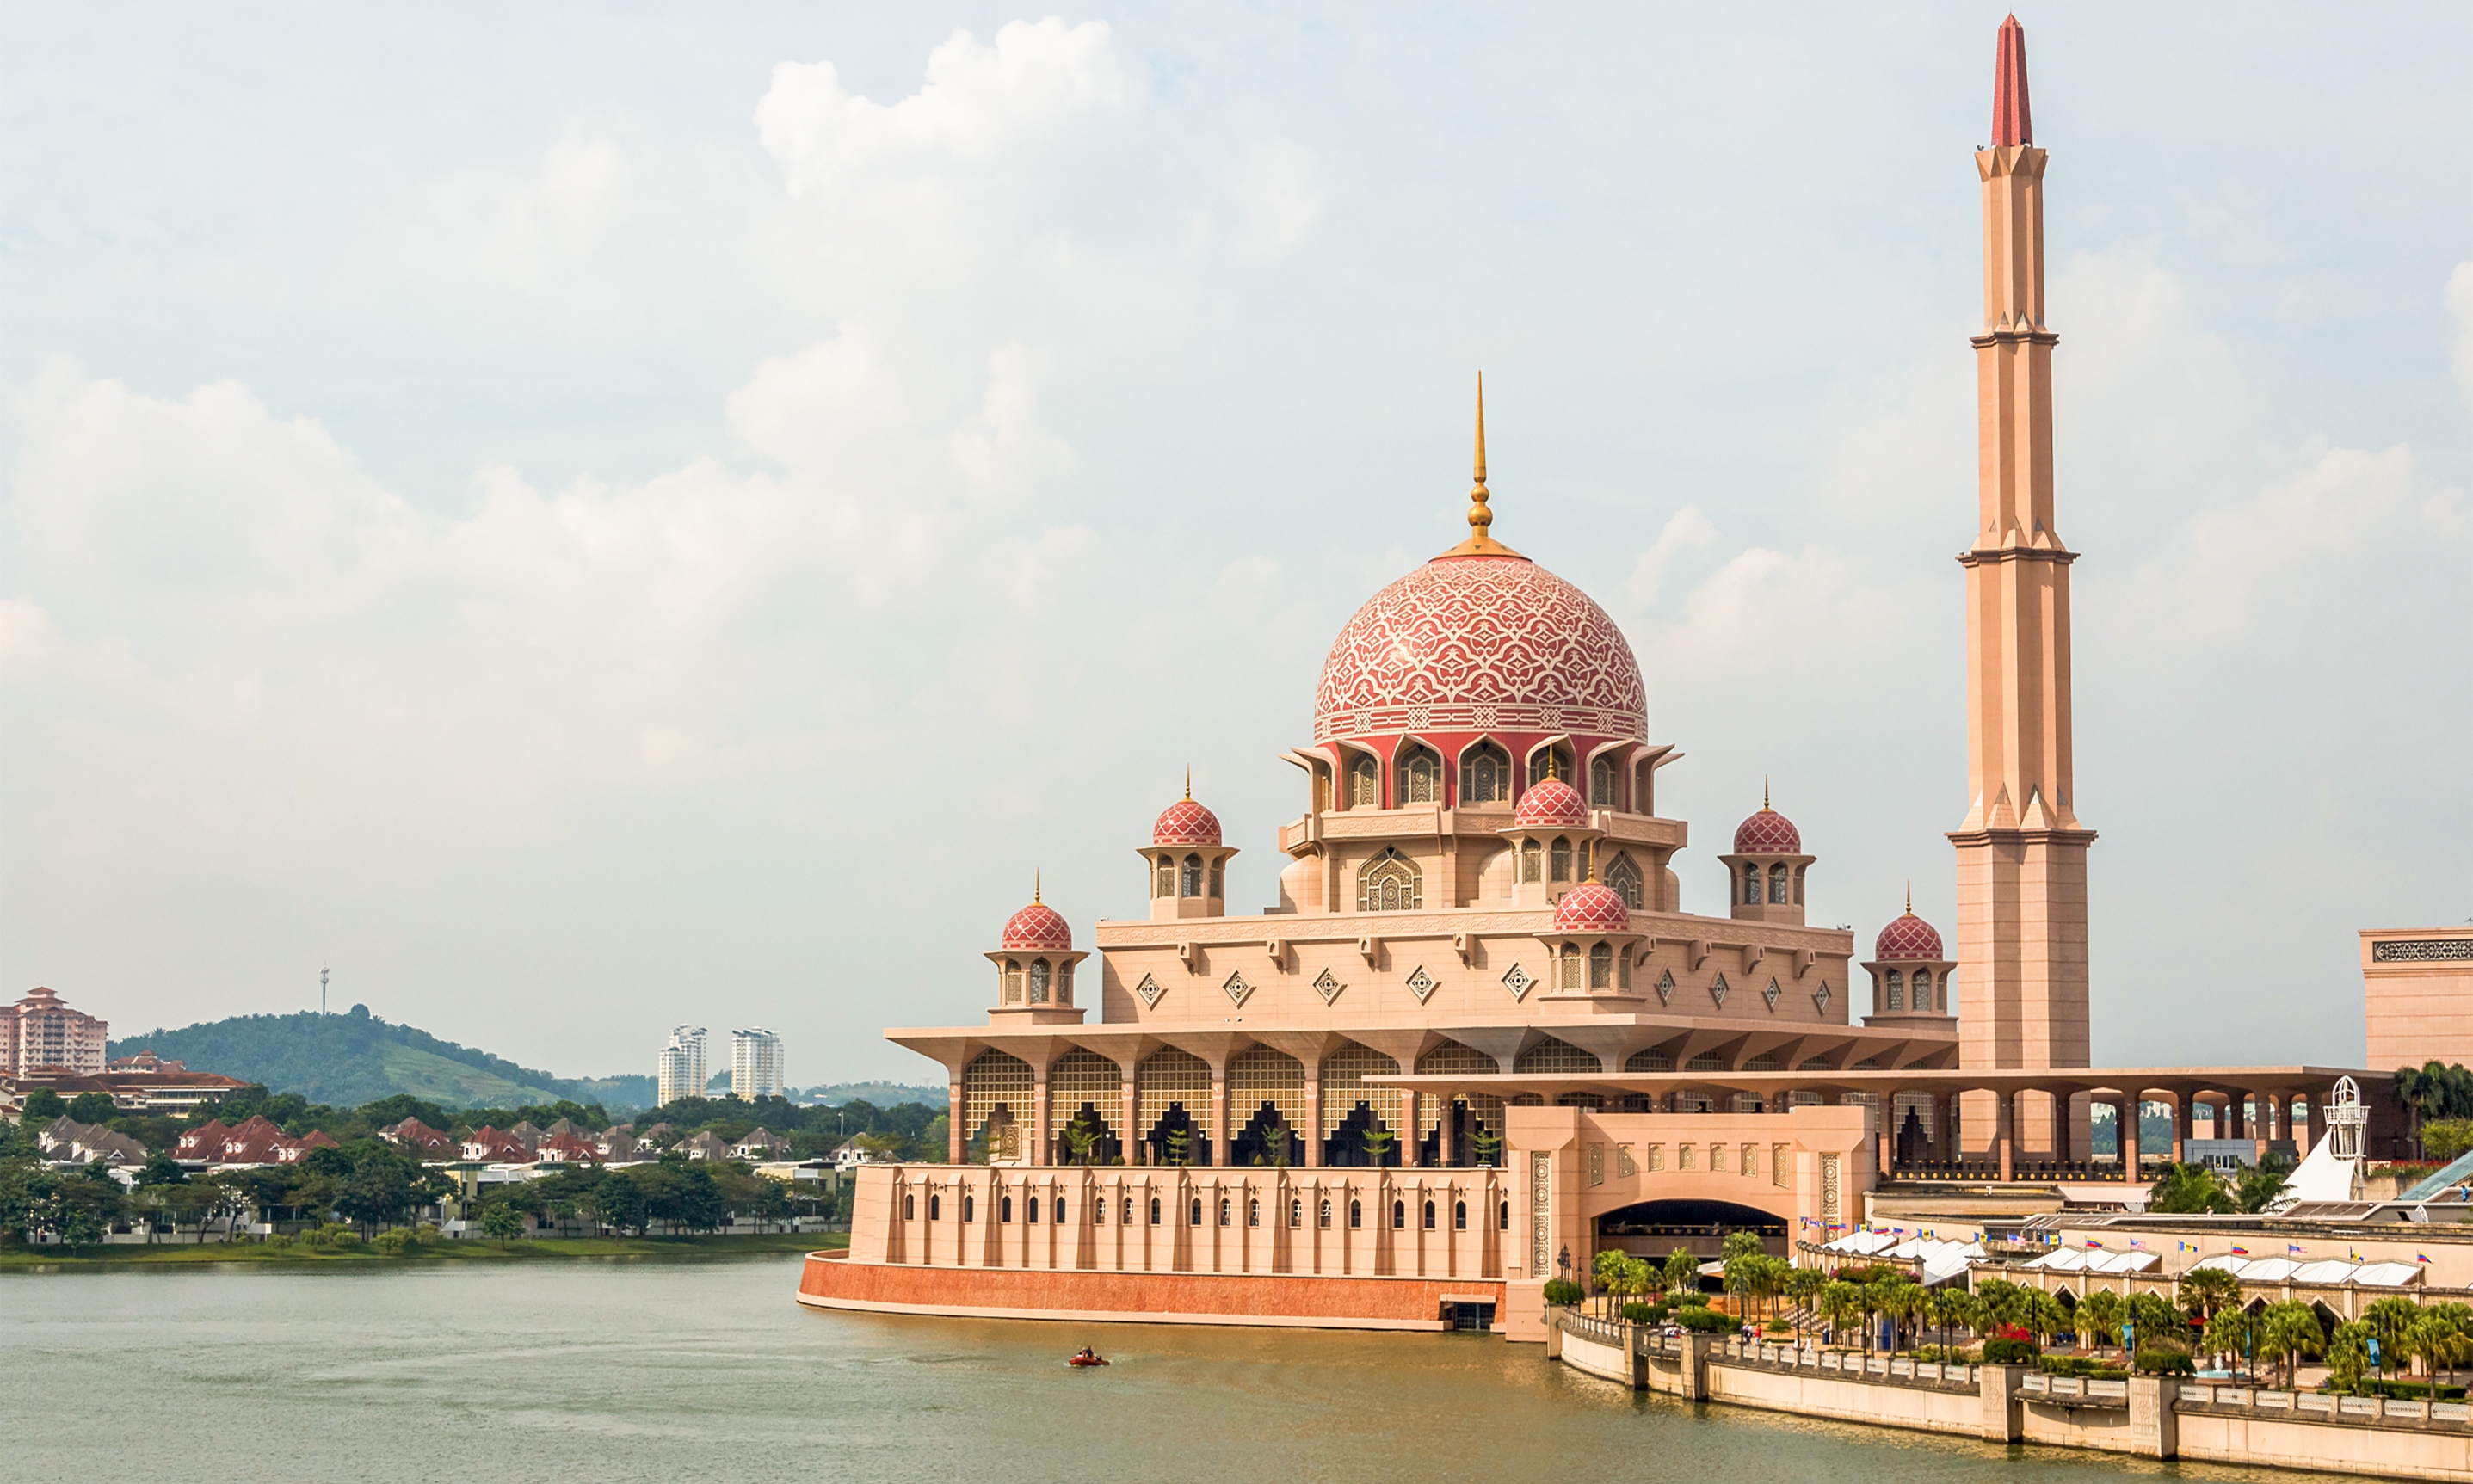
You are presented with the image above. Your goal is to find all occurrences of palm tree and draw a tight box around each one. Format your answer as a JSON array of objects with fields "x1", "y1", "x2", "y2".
[
  {"x1": 1929, "y1": 1287, "x2": 1976, "y2": 1360},
  {"x1": 2203, "y1": 1305, "x2": 2259, "y2": 1375},
  {"x1": 1594, "y1": 1248, "x2": 1630, "y2": 1319},
  {"x1": 2179, "y1": 1267, "x2": 2242, "y2": 1326},
  {"x1": 2427, "y1": 1302, "x2": 2473, "y2": 1389},
  {"x1": 2365, "y1": 1296, "x2": 2425, "y2": 1381},
  {"x1": 1663, "y1": 1247, "x2": 1701, "y2": 1305},
  {"x1": 1819, "y1": 1280, "x2": 1864, "y2": 1350},
  {"x1": 2328, "y1": 1321, "x2": 2373, "y2": 1391},
  {"x1": 2258, "y1": 1301, "x2": 2327, "y2": 1390},
  {"x1": 1785, "y1": 1265, "x2": 1827, "y2": 1343},
  {"x1": 2079, "y1": 1290, "x2": 2126, "y2": 1356}
]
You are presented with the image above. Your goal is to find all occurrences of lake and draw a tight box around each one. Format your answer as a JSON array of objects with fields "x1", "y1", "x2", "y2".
[{"x1": 2, "y1": 1257, "x2": 2311, "y2": 1482}]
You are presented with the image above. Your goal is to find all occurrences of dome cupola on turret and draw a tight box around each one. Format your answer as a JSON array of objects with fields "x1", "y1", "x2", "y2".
[
  {"x1": 1720, "y1": 779, "x2": 1816, "y2": 927},
  {"x1": 987, "y1": 876, "x2": 1088, "y2": 1026},
  {"x1": 1861, "y1": 886, "x2": 1955, "y2": 1025},
  {"x1": 1143, "y1": 773, "x2": 1238, "y2": 923}
]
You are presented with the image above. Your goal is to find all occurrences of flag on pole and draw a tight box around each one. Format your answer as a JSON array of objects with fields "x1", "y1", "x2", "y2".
[{"x1": 2419, "y1": 1253, "x2": 2433, "y2": 1265}]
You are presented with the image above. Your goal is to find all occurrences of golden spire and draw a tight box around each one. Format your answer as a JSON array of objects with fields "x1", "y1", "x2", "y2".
[
  {"x1": 1184, "y1": 767, "x2": 1192, "y2": 801},
  {"x1": 1442, "y1": 372, "x2": 1520, "y2": 557},
  {"x1": 1033, "y1": 870, "x2": 1042, "y2": 905},
  {"x1": 1763, "y1": 776, "x2": 1772, "y2": 811},
  {"x1": 1905, "y1": 881, "x2": 1913, "y2": 915}
]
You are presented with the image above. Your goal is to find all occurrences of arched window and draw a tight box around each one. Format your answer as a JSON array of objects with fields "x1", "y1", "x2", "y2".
[
  {"x1": 1462, "y1": 743, "x2": 1510, "y2": 804},
  {"x1": 1422, "y1": 1200, "x2": 1436, "y2": 1230},
  {"x1": 1453, "y1": 1200, "x2": 1467, "y2": 1231},
  {"x1": 1190, "y1": 1198, "x2": 1203, "y2": 1226},
  {"x1": 1349, "y1": 1200, "x2": 1362, "y2": 1229},
  {"x1": 1588, "y1": 942, "x2": 1613, "y2": 990},
  {"x1": 1057, "y1": 961, "x2": 1075, "y2": 1004},
  {"x1": 928, "y1": 1194, "x2": 940, "y2": 1221},
  {"x1": 1885, "y1": 969, "x2": 1904, "y2": 1011},
  {"x1": 1290, "y1": 1198, "x2": 1303, "y2": 1228},
  {"x1": 903, "y1": 1193, "x2": 916, "y2": 1220},
  {"x1": 1398, "y1": 743, "x2": 1440, "y2": 804},
  {"x1": 1094, "y1": 1198, "x2": 1107, "y2": 1226},
  {"x1": 1768, "y1": 862, "x2": 1789, "y2": 904},
  {"x1": 1530, "y1": 743, "x2": 1574, "y2": 785},
  {"x1": 999, "y1": 963, "x2": 1021, "y2": 1003},
  {"x1": 1001, "y1": 1196, "x2": 1014, "y2": 1222},
  {"x1": 1156, "y1": 855, "x2": 1175, "y2": 896},
  {"x1": 1742, "y1": 863, "x2": 1761, "y2": 905},
  {"x1": 1357, "y1": 848, "x2": 1422, "y2": 912},
  {"x1": 962, "y1": 1195, "x2": 974, "y2": 1222},
  {"x1": 1348, "y1": 754, "x2": 1379, "y2": 808},
  {"x1": 1313, "y1": 766, "x2": 1332, "y2": 814},
  {"x1": 1520, "y1": 840, "x2": 1542, "y2": 883},
  {"x1": 1028, "y1": 960, "x2": 1051, "y2": 1004},
  {"x1": 1318, "y1": 1199, "x2": 1331, "y2": 1228},
  {"x1": 1498, "y1": 1200, "x2": 1509, "y2": 1230},
  {"x1": 1122, "y1": 1196, "x2": 1134, "y2": 1223},
  {"x1": 1589, "y1": 754, "x2": 1620, "y2": 809},
  {"x1": 1792, "y1": 865, "x2": 1805, "y2": 905},
  {"x1": 1550, "y1": 838, "x2": 1571, "y2": 883},
  {"x1": 1208, "y1": 859, "x2": 1224, "y2": 898},
  {"x1": 1219, "y1": 1198, "x2": 1231, "y2": 1226},
  {"x1": 1940, "y1": 971, "x2": 1953, "y2": 1013},
  {"x1": 1028, "y1": 1197, "x2": 1040, "y2": 1224},
  {"x1": 1182, "y1": 854, "x2": 1204, "y2": 897},
  {"x1": 1913, "y1": 970, "x2": 1932, "y2": 1010},
  {"x1": 1248, "y1": 1198, "x2": 1260, "y2": 1228},
  {"x1": 1149, "y1": 1197, "x2": 1162, "y2": 1225},
  {"x1": 1605, "y1": 853, "x2": 1644, "y2": 910},
  {"x1": 1559, "y1": 944, "x2": 1582, "y2": 990},
  {"x1": 1391, "y1": 1199, "x2": 1405, "y2": 1229}
]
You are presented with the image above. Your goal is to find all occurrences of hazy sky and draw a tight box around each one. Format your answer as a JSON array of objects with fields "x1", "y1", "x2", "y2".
[{"x1": 3, "y1": 5, "x2": 2470, "y2": 1084}]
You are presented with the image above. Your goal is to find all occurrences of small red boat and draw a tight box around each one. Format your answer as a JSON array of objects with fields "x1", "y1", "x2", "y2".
[{"x1": 1067, "y1": 1352, "x2": 1109, "y2": 1367}]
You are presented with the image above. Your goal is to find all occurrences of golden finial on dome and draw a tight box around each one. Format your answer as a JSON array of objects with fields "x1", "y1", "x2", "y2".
[
  {"x1": 1763, "y1": 776, "x2": 1771, "y2": 811},
  {"x1": 1184, "y1": 767, "x2": 1192, "y2": 801},
  {"x1": 1442, "y1": 372, "x2": 1520, "y2": 557},
  {"x1": 1033, "y1": 870, "x2": 1042, "y2": 905},
  {"x1": 1905, "y1": 880, "x2": 1913, "y2": 915}
]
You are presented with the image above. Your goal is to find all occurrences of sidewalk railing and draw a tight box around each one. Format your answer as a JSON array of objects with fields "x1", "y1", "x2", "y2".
[{"x1": 2175, "y1": 1382, "x2": 2473, "y2": 1427}]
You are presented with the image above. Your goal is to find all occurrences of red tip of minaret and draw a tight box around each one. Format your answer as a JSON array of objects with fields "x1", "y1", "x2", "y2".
[{"x1": 1992, "y1": 15, "x2": 2033, "y2": 147}]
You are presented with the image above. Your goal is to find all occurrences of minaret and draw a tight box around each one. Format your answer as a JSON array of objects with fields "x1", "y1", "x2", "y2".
[{"x1": 1952, "y1": 16, "x2": 2096, "y2": 1093}]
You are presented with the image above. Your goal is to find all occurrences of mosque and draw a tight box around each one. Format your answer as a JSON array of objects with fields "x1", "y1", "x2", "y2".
[{"x1": 799, "y1": 18, "x2": 2402, "y2": 1337}]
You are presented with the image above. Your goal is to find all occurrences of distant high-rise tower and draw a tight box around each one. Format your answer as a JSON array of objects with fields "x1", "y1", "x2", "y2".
[
  {"x1": 657, "y1": 1025, "x2": 708, "y2": 1106},
  {"x1": 1952, "y1": 17, "x2": 2096, "y2": 1150},
  {"x1": 731, "y1": 1028, "x2": 784, "y2": 1100}
]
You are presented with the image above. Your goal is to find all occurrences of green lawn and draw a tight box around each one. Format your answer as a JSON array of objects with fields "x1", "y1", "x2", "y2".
[{"x1": 0, "y1": 1230, "x2": 848, "y2": 1267}]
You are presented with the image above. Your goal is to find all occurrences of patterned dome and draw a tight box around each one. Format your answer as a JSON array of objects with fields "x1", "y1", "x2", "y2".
[
  {"x1": 1733, "y1": 807, "x2": 1802, "y2": 854},
  {"x1": 1514, "y1": 777, "x2": 1588, "y2": 828},
  {"x1": 1554, "y1": 881, "x2": 1631, "y2": 933},
  {"x1": 1000, "y1": 902, "x2": 1073, "y2": 952},
  {"x1": 1874, "y1": 912, "x2": 1945, "y2": 962},
  {"x1": 1313, "y1": 554, "x2": 1646, "y2": 744},
  {"x1": 1152, "y1": 797, "x2": 1223, "y2": 847}
]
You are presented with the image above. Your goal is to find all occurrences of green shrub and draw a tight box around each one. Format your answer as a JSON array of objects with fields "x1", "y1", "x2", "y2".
[
  {"x1": 1542, "y1": 1278, "x2": 1584, "y2": 1307},
  {"x1": 1676, "y1": 1307, "x2": 1737, "y2": 1333},
  {"x1": 1983, "y1": 1337, "x2": 2041, "y2": 1364},
  {"x1": 264, "y1": 1233, "x2": 295, "y2": 1251},
  {"x1": 2134, "y1": 1344, "x2": 2195, "y2": 1376},
  {"x1": 2041, "y1": 1356, "x2": 2129, "y2": 1380},
  {"x1": 1915, "y1": 1345, "x2": 1978, "y2": 1364},
  {"x1": 1764, "y1": 1321, "x2": 1792, "y2": 1336},
  {"x1": 1619, "y1": 1302, "x2": 1661, "y2": 1323},
  {"x1": 2354, "y1": 1378, "x2": 2467, "y2": 1401},
  {"x1": 371, "y1": 1229, "x2": 414, "y2": 1257}
]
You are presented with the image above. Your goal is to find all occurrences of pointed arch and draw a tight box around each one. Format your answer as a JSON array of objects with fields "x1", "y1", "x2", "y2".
[
  {"x1": 1514, "y1": 1036, "x2": 1602, "y2": 1075},
  {"x1": 1397, "y1": 740, "x2": 1442, "y2": 804},
  {"x1": 1459, "y1": 738, "x2": 1512, "y2": 805},
  {"x1": 1357, "y1": 847, "x2": 1422, "y2": 912},
  {"x1": 1604, "y1": 852, "x2": 1644, "y2": 910}
]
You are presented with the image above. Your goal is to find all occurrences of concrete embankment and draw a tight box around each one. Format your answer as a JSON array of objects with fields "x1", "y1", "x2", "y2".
[{"x1": 1549, "y1": 1314, "x2": 2473, "y2": 1483}]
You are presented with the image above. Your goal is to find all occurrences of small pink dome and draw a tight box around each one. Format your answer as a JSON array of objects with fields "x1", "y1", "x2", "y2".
[
  {"x1": 1873, "y1": 912, "x2": 1945, "y2": 962},
  {"x1": 1000, "y1": 902, "x2": 1073, "y2": 952},
  {"x1": 1732, "y1": 807, "x2": 1802, "y2": 854},
  {"x1": 1554, "y1": 881, "x2": 1631, "y2": 933},
  {"x1": 1514, "y1": 777, "x2": 1588, "y2": 828},
  {"x1": 1152, "y1": 798, "x2": 1223, "y2": 847}
]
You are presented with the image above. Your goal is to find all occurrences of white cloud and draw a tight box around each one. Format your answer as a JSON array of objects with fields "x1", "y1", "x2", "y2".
[
  {"x1": 1620, "y1": 504, "x2": 1718, "y2": 610},
  {"x1": 1233, "y1": 140, "x2": 1322, "y2": 258}
]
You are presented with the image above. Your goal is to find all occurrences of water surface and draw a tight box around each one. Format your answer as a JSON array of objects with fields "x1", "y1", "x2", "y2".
[{"x1": 2, "y1": 1259, "x2": 2322, "y2": 1482}]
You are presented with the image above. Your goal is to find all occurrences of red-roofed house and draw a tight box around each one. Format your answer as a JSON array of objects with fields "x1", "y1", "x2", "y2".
[
  {"x1": 380, "y1": 1118, "x2": 456, "y2": 1155},
  {"x1": 274, "y1": 1130, "x2": 340, "y2": 1163},
  {"x1": 218, "y1": 1115, "x2": 292, "y2": 1166},
  {"x1": 536, "y1": 1131, "x2": 602, "y2": 1165},
  {"x1": 460, "y1": 1126, "x2": 532, "y2": 1163},
  {"x1": 174, "y1": 1118, "x2": 234, "y2": 1161}
]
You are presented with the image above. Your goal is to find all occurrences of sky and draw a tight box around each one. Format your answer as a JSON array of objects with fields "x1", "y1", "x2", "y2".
[{"x1": 2, "y1": 4, "x2": 2469, "y2": 1084}]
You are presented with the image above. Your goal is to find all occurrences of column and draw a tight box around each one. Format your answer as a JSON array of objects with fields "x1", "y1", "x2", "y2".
[
  {"x1": 1033, "y1": 1075, "x2": 1053, "y2": 1167},
  {"x1": 1210, "y1": 1071, "x2": 1230, "y2": 1169},
  {"x1": 1878, "y1": 1092, "x2": 1898, "y2": 1180},
  {"x1": 1933, "y1": 1093, "x2": 1954, "y2": 1167},
  {"x1": 2172, "y1": 1093, "x2": 2190, "y2": 1164},
  {"x1": 1304, "y1": 1067, "x2": 1323, "y2": 1168},
  {"x1": 1437, "y1": 1095, "x2": 1457, "y2": 1167},
  {"x1": 1996, "y1": 1091, "x2": 2016, "y2": 1184},
  {"x1": 2119, "y1": 1098, "x2": 2139, "y2": 1182},
  {"x1": 948, "y1": 1074, "x2": 966, "y2": 1163},
  {"x1": 1403, "y1": 1089, "x2": 1423, "y2": 1169},
  {"x1": 1121, "y1": 1068, "x2": 1143, "y2": 1167}
]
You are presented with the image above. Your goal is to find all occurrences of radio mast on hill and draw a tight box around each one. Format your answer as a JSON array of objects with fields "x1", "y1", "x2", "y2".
[{"x1": 321, "y1": 965, "x2": 329, "y2": 1015}]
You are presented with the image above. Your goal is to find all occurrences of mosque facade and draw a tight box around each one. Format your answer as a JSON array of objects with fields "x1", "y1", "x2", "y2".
[{"x1": 799, "y1": 18, "x2": 2397, "y2": 1336}]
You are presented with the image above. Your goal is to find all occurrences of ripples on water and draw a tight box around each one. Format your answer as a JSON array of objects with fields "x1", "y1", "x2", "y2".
[{"x1": 0, "y1": 1259, "x2": 2314, "y2": 1483}]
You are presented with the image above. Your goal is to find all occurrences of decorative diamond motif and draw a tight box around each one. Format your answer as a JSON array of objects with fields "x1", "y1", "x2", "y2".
[
  {"x1": 1762, "y1": 976, "x2": 1781, "y2": 1011},
  {"x1": 1404, "y1": 965, "x2": 1436, "y2": 1002},
  {"x1": 1314, "y1": 967, "x2": 1344, "y2": 1005},
  {"x1": 1709, "y1": 973, "x2": 1730, "y2": 1008},
  {"x1": 1133, "y1": 973, "x2": 1163, "y2": 1009},
  {"x1": 1655, "y1": 969, "x2": 1674, "y2": 1006},
  {"x1": 1812, "y1": 982, "x2": 1832, "y2": 1013},
  {"x1": 1223, "y1": 970, "x2": 1253, "y2": 1007},
  {"x1": 1502, "y1": 963, "x2": 1533, "y2": 1001}
]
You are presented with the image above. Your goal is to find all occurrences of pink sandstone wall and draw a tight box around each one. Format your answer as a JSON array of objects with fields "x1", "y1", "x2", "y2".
[{"x1": 799, "y1": 1251, "x2": 1502, "y2": 1331}]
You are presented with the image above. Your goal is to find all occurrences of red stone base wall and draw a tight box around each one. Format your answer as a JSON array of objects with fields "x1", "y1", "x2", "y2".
[{"x1": 798, "y1": 1251, "x2": 1504, "y2": 1331}]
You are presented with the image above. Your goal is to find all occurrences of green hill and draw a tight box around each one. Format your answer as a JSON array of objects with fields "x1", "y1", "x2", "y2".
[{"x1": 108, "y1": 1006, "x2": 656, "y2": 1111}]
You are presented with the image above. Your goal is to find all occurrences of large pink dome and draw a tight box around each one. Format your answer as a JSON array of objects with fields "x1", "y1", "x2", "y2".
[
  {"x1": 1152, "y1": 798, "x2": 1222, "y2": 847},
  {"x1": 1554, "y1": 881, "x2": 1631, "y2": 933},
  {"x1": 1000, "y1": 902, "x2": 1073, "y2": 952},
  {"x1": 1874, "y1": 913, "x2": 1945, "y2": 961},
  {"x1": 1313, "y1": 554, "x2": 1645, "y2": 744},
  {"x1": 1732, "y1": 808, "x2": 1803, "y2": 854}
]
